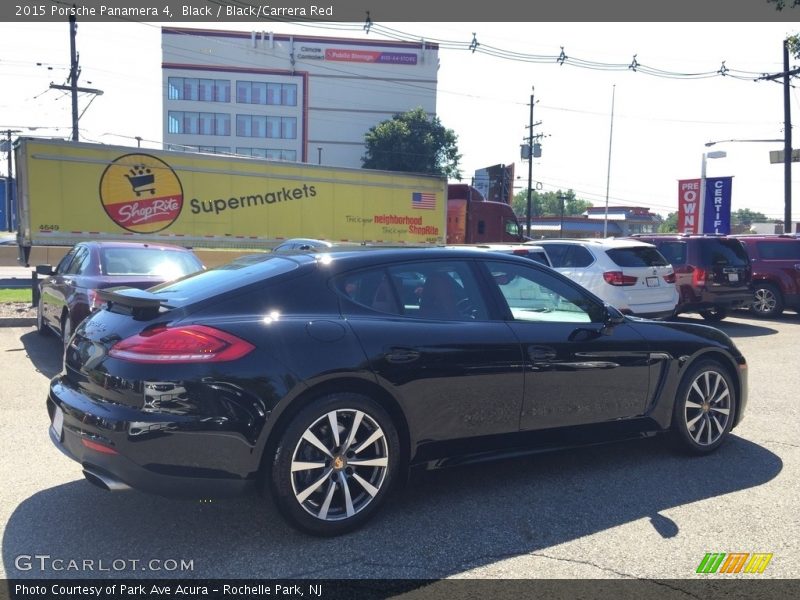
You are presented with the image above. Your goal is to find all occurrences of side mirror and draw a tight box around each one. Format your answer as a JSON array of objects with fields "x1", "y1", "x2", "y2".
[
  {"x1": 35, "y1": 264, "x2": 54, "y2": 276},
  {"x1": 602, "y1": 304, "x2": 626, "y2": 335}
]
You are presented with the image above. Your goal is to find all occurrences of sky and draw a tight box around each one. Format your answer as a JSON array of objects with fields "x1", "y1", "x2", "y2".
[{"x1": 1, "y1": 19, "x2": 800, "y2": 222}]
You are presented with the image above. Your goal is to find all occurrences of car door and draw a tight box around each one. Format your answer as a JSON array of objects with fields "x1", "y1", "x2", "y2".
[
  {"x1": 479, "y1": 259, "x2": 652, "y2": 431},
  {"x1": 48, "y1": 245, "x2": 91, "y2": 335},
  {"x1": 40, "y1": 247, "x2": 79, "y2": 330},
  {"x1": 336, "y1": 259, "x2": 525, "y2": 462}
]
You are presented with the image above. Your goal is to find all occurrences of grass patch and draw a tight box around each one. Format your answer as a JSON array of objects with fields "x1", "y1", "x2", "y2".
[{"x1": 0, "y1": 288, "x2": 33, "y2": 303}]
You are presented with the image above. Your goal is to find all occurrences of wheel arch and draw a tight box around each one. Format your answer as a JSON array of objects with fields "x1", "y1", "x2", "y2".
[{"x1": 256, "y1": 377, "x2": 411, "y2": 486}]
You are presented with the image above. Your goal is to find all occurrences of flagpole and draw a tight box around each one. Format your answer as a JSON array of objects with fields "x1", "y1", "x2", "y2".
[{"x1": 604, "y1": 85, "x2": 616, "y2": 238}]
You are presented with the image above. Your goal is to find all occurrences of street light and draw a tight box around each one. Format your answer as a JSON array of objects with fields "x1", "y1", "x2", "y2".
[{"x1": 700, "y1": 150, "x2": 727, "y2": 233}]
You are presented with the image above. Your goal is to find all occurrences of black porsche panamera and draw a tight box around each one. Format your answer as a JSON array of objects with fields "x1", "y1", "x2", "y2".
[{"x1": 47, "y1": 247, "x2": 747, "y2": 536}]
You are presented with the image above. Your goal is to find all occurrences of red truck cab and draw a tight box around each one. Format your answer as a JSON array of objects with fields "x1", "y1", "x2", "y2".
[{"x1": 446, "y1": 184, "x2": 523, "y2": 244}]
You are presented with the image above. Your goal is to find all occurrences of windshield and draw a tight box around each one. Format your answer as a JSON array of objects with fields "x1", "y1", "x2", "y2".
[{"x1": 100, "y1": 248, "x2": 203, "y2": 279}]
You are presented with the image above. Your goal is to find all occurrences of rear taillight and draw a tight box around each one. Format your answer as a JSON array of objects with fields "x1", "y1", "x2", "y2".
[
  {"x1": 109, "y1": 325, "x2": 255, "y2": 363},
  {"x1": 663, "y1": 272, "x2": 676, "y2": 284},
  {"x1": 691, "y1": 266, "x2": 707, "y2": 286},
  {"x1": 603, "y1": 271, "x2": 638, "y2": 286}
]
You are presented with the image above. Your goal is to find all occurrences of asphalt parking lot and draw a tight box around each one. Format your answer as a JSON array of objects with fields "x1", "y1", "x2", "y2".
[{"x1": 0, "y1": 313, "x2": 798, "y2": 583}]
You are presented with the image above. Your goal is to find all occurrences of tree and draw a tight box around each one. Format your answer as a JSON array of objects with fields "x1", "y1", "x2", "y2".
[
  {"x1": 511, "y1": 188, "x2": 592, "y2": 218},
  {"x1": 659, "y1": 212, "x2": 678, "y2": 233},
  {"x1": 732, "y1": 208, "x2": 769, "y2": 226},
  {"x1": 362, "y1": 107, "x2": 461, "y2": 179}
]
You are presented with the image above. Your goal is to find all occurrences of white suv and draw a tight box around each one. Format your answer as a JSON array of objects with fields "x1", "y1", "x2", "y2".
[{"x1": 531, "y1": 238, "x2": 678, "y2": 319}]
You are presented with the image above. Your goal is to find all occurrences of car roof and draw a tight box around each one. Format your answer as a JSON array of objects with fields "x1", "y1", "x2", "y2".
[
  {"x1": 79, "y1": 240, "x2": 194, "y2": 252},
  {"x1": 534, "y1": 238, "x2": 656, "y2": 249}
]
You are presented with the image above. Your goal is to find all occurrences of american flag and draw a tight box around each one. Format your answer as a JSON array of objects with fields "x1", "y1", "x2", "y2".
[{"x1": 412, "y1": 192, "x2": 436, "y2": 210}]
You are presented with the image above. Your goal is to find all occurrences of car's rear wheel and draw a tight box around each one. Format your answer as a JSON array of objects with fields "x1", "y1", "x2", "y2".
[
  {"x1": 270, "y1": 393, "x2": 399, "y2": 536},
  {"x1": 672, "y1": 359, "x2": 736, "y2": 455},
  {"x1": 749, "y1": 283, "x2": 783, "y2": 318},
  {"x1": 699, "y1": 306, "x2": 728, "y2": 322}
]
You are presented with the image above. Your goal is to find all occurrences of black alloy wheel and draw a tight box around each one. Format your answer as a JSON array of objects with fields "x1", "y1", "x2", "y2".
[
  {"x1": 269, "y1": 393, "x2": 399, "y2": 536},
  {"x1": 699, "y1": 306, "x2": 728, "y2": 322}
]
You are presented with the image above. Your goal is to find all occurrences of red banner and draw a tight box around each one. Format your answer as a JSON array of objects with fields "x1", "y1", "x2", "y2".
[{"x1": 678, "y1": 179, "x2": 701, "y2": 234}]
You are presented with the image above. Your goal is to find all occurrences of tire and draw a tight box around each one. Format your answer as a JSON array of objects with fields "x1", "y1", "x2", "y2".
[
  {"x1": 61, "y1": 313, "x2": 73, "y2": 349},
  {"x1": 269, "y1": 393, "x2": 399, "y2": 536},
  {"x1": 36, "y1": 297, "x2": 48, "y2": 335},
  {"x1": 672, "y1": 359, "x2": 736, "y2": 455},
  {"x1": 699, "y1": 306, "x2": 728, "y2": 322},
  {"x1": 749, "y1": 283, "x2": 784, "y2": 318}
]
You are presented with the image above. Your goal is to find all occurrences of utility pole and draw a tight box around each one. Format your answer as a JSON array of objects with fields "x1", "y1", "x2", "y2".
[
  {"x1": 49, "y1": 12, "x2": 103, "y2": 142},
  {"x1": 760, "y1": 40, "x2": 800, "y2": 234},
  {"x1": 4, "y1": 129, "x2": 21, "y2": 232},
  {"x1": 522, "y1": 88, "x2": 542, "y2": 238}
]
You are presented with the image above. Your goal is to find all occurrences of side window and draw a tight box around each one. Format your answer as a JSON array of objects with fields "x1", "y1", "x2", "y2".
[
  {"x1": 335, "y1": 261, "x2": 488, "y2": 321},
  {"x1": 657, "y1": 242, "x2": 687, "y2": 266},
  {"x1": 64, "y1": 247, "x2": 90, "y2": 275},
  {"x1": 55, "y1": 249, "x2": 78, "y2": 274},
  {"x1": 485, "y1": 260, "x2": 603, "y2": 323},
  {"x1": 567, "y1": 246, "x2": 594, "y2": 268}
]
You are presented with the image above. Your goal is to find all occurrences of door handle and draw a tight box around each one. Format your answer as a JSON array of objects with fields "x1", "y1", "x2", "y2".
[
  {"x1": 384, "y1": 347, "x2": 421, "y2": 364},
  {"x1": 527, "y1": 345, "x2": 557, "y2": 361}
]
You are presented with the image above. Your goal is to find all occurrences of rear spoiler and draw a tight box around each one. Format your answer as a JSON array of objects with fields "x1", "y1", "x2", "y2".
[{"x1": 96, "y1": 287, "x2": 165, "y2": 319}]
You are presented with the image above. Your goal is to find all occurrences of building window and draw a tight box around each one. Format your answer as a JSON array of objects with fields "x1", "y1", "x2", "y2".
[
  {"x1": 168, "y1": 111, "x2": 231, "y2": 136},
  {"x1": 281, "y1": 117, "x2": 297, "y2": 139},
  {"x1": 168, "y1": 77, "x2": 230, "y2": 102},
  {"x1": 236, "y1": 80, "x2": 298, "y2": 106},
  {"x1": 236, "y1": 148, "x2": 297, "y2": 161}
]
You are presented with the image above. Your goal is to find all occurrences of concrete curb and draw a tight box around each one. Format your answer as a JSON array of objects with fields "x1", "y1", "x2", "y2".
[{"x1": 0, "y1": 317, "x2": 36, "y2": 327}]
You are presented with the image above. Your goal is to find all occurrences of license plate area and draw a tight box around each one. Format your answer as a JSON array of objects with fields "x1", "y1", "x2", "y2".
[
  {"x1": 52, "y1": 406, "x2": 64, "y2": 441},
  {"x1": 728, "y1": 273, "x2": 739, "y2": 282},
  {"x1": 646, "y1": 276, "x2": 660, "y2": 287}
]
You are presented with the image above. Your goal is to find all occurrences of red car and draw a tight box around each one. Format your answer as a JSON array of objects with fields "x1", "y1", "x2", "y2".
[
  {"x1": 36, "y1": 241, "x2": 204, "y2": 346},
  {"x1": 734, "y1": 234, "x2": 800, "y2": 318}
]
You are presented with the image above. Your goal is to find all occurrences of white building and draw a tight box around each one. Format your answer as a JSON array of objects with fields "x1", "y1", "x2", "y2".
[{"x1": 161, "y1": 27, "x2": 439, "y2": 168}]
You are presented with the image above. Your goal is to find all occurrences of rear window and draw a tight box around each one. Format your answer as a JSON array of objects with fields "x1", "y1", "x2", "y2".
[
  {"x1": 148, "y1": 256, "x2": 299, "y2": 307},
  {"x1": 606, "y1": 246, "x2": 669, "y2": 267},
  {"x1": 655, "y1": 241, "x2": 687, "y2": 266},
  {"x1": 755, "y1": 240, "x2": 800, "y2": 260},
  {"x1": 700, "y1": 239, "x2": 749, "y2": 267},
  {"x1": 100, "y1": 248, "x2": 203, "y2": 278}
]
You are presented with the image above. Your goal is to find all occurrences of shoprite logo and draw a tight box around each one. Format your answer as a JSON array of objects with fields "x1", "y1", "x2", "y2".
[
  {"x1": 696, "y1": 552, "x2": 773, "y2": 574},
  {"x1": 99, "y1": 153, "x2": 183, "y2": 233}
]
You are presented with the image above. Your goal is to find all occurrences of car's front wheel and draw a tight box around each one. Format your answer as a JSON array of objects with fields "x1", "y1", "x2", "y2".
[
  {"x1": 672, "y1": 359, "x2": 736, "y2": 455},
  {"x1": 699, "y1": 306, "x2": 728, "y2": 322},
  {"x1": 749, "y1": 282, "x2": 783, "y2": 318},
  {"x1": 269, "y1": 393, "x2": 399, "y2": 536},
  {"x1": 36, "y1": 296, "x2": 48, "y2": 335}
]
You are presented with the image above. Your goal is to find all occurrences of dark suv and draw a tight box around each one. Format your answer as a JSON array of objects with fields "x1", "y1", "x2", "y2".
[
  {"x1": 733, "y1": 235, "x2": 800, "y2": 317},
  {"x1": 630, "y1": 235, "x2": 752, "y2": 321}
]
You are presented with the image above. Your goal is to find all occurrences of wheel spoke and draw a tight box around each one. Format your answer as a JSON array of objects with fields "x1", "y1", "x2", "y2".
[
  {"x1": 349, "y1": 457, "x2": 388, "y2": 468},
  {"x1": 708, "y1": 374, "x2": 721, "y2": 404},
  {"x1": 692, "y1": 417, "x2": 707, "y2": 443},
  {"x1": 353, "y1": 429, "x2": 384, "y2": 454},
  {"x1": 710, "y1": 406, "x2": 730, "y2": 416},
  {"x1": 706, "y1": 416, "x2": 713, "y2": 445},
  {"x1": 296, "y1": 470, "x2": 333, "y2": 504},
  {"x1": 302, "y1": 430, "x2": 333, "y2": 458},
  {"x1": 291, "y1": 460, "x2": 327, "y2": 472},
  {"x1": 342, "y1": 410, "x2": 364, "y2": 452},
  {"x1": 691, "y1": 380, "x2": 705, "y2": 401},
  {"x1": 317, "y1": 480, "x2": 337, "y2": 520},
  {"x1": 685, "y1": 400, "x2": 704, "y2": 410},
  {"x1": 711, "y1": 415, "x2": 726, "y2": 436},
  {"x1": 352, "y1": 472, "x2": 380, "y2": 498},
  {"x1": 327, "y1": 411, "x2": 340, "y2": 447},
  {"x1": 686, "y1": 412, "x2": 704, "y2": 430},
  {"x1": 338, "y1": 472, "x2": 355, "y2": 517},
  {"x1": 711, "y1": 388, "x2": 730, "y2": 405}
]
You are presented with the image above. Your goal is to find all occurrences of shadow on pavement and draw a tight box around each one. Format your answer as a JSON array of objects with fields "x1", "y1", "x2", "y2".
[
  {"x1": 2, "y1": 434, "x2": 781, "y2": 579},
  {"x1": 19, "y1": 330, "x2": 62, "y2": 379}
]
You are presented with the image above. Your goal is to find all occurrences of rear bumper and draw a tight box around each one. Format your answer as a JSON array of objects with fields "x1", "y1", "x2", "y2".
[
  {"x1": 677, "y1": 289, "x2": 753, "y2": 314},
  {"x1": 47, "y1": 379, "x2": 257, "y2": 499}
]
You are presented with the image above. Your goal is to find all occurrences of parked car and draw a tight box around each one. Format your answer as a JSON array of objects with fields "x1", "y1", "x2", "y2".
[
  {"x1": 272, "y1": 238, "x2": 335, "y2": 253},
  {"x1": 447, "y1": 243, "x2": 552, "y2": 266},
  {"x1": 36, "y1": 241, "x2": 204, "y2": 346},
  {"x1": 48, "y1": 248, "x2": 747, "y2": 536},
  {"x1": 630, "y1": 235, "x2": 752, "y2": 321},
  {"x1": 733, "y1": 234, "x2": 800, "y2": 317},
  {"x1": 531, "y1": 238, "x2": 678, "y2": 319}
]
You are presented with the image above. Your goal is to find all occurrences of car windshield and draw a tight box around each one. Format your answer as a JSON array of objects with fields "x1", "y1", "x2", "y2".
[
  {"x1": 606, "y1": 246, "x2": 669, "y2": 267},
  {"x1": 100, "y1": 248, "x2": 203, "y2": 279}
]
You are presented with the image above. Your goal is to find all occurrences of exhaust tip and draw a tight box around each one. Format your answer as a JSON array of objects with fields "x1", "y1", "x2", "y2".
[{"x1": 82, "y1": 467, "x2": 131, "y2": 492}]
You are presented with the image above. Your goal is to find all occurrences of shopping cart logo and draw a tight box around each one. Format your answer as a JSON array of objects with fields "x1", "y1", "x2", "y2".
[
  {"x1": 696, "y1": 552, "x2": 773, "y2": 574},
  {"x1": 99, "y1": 154, "x2": 184, "y2": 233}
]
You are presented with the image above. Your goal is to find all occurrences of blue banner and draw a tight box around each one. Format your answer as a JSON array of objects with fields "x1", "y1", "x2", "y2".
[{"x1": 703, "y1": 176, "x2": 733, "y2": 234}]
